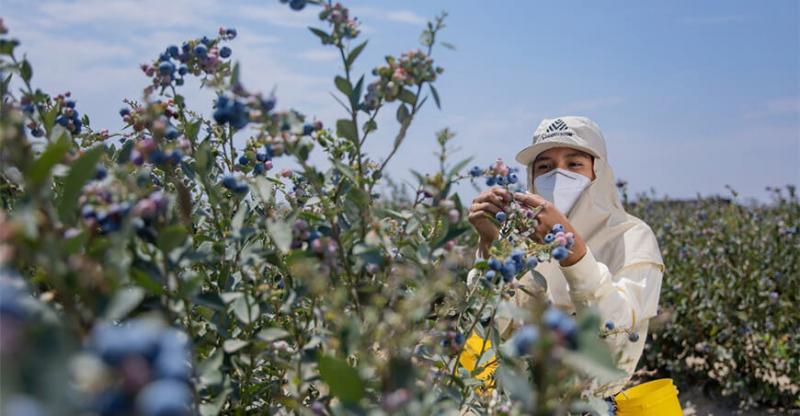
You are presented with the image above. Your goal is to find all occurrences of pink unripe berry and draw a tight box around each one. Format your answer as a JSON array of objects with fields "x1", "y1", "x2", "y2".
[
  {"x1": 448, "y1": 209, "x2": 460, "y2": 223},
  {"x1": 443, "y1": 240, "x2": 455, "y2": 251},
  {"x1": 281, "y1": 168, "x2": 292, "y2": 178},
  {"x1": 555, "y1": 236, "x2": 567, "y2": 246},
  {"x1": 134, "y1": 199, "x2": 158, "y2": 219},
  {"x1": 264, "y1": 160, "x2": 273, "y2": 170}
]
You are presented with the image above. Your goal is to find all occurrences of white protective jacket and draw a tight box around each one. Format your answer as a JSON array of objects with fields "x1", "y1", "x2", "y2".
[{"x1": 470, "y1": 116, "x2": 665, "y2": 398}]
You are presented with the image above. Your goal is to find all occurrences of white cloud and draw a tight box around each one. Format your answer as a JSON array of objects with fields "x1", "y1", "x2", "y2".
[
  {"x1": 297, "y1": 48, "x2": 339, "y2": 62},
  {"x1": 234, "y1": 4, "x2": 319, "y2": 29},
  {"x1": 350, "y1": 5, "x2": 426, "y2": 26},
  {"x1": 384, "y1": 10, "x2": 426, "y2": 25}
]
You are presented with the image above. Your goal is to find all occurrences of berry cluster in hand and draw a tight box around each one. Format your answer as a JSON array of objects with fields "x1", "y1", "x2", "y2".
[
  {"x1": 363, "y1": 50, "x2": 443, "y2": 110},
  {"x1": 85, "y1": 320, "x2": 193, "y2": 415},
  {"x1": 470, "y1": 158, "x2": 522, "y2": 191}
]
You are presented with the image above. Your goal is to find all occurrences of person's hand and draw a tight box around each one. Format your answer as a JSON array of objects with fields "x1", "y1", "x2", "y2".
[
  {"x1": 513, "y1": 192, "x2": 587, "y2": 267},
  {"x1": 468, "y1": 187, "x2": 511, "y2": 257}
]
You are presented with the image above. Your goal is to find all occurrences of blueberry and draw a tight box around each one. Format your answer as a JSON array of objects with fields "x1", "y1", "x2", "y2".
[
  {"x1": 136, "y1": 379, "x2": 192, "y2": 416},
  {"x1": 604, "y1": 320, "x2": 615, "y2": 330},
  {"x1": 552, "y1": 223, "x2": 565, "y2": 233},
  {"x1": 495, "y1": 211, "x2": 507, "y2": 222},
  {"x1": 501, "y1": 260, "x2": 516, "y2": 282},
  {"x1": 289, "y1": 0, "x2": 307, "y2": 10},
  {"x1": 508, "y1": 173, "x2": 518, "y2": 184},
  {"x1": 253, "y1": 163, "x2": 265, "y2": 175},
  {"x1": 543, "y1": 233, "x2": 555, "y2": 243},
  {"x1": 557, "y1": 317, "x2": 577, "y2": 336},
  {"x1": 219, "y1": 46, "x2": 232, "y2": 58},
  {"x1": 234, "y1": 183, "x2": 249, "y2": 195},
  {"x1": 496, "y1": 176, "x2": 506, "y2": 186},
  {"x1": 177, "y1": 64, "x2": 188, "y2": 76},
  {"x1": 469, "y1": 166, "x2": 482, "y2": 177},
  {"x1": 31, "y1": 127, "x2": 44, "y2": 137},
  {"x1": 213, "y1": 107, "x2": 230, "y2": 125},
  {"x1": 164, "y1": 125, "x2": 179, "y2": 140},
  {"x1": 526, "y1": 257, "x2": 538, "y2": 269},
  {"x1": 158, "y1": 52, "x2": 171, "y2": 62},
  {"x1": 543, "y1": 308, "x2": 566, "y2": 330},
  {"x1": 158, "y1": 61, "x2": 175, "y2": 75},
  {"x1": 66, "y1": 99, "x2": 76, "y2": 108},
  {"x1": 628, "y1": 332, "x2": 640, "y2": 342},
  {"x1": 454, "y1": 332, "x2": 465, "y2": 346},
  {"x1": 193, "y1": 44, "x2": 208, "y2": 57},
  {"x1": 166, "y1": 45, "x2": 179, "y2": 58},
  {"x1": 221, "y1": 175, "x2": 237, "y2": 189},
  {"x1": 56, "y1": 116, "x2": 69, "y2": 126},
  {"x1": 487, "y1": 258, "x2": 501, "y2": 271},
  {"x1": 170, "y1": 150, "x2": 182, "y2": 165},
  {"x1": 119, "y1": 108, "x2": 130, "y2": 117},
  {"x1": 81, "y1": 205, "x2": 96, "y2": 219},
  {"x1": 512, "y1": 325, "x2": 539, "y2": 356},
  {"x1": 94, "y1": 165, "x2": 107, "y2": 180},
  {"x1": 260, "y1": 97, "x2": 276, "y2": 112},
  {"x1": 302, "y1": 123, "x2": 314, "y2": 135},
  {"x1": 511, "y1": 249, "x2": 524, "y2": 262},
  {"x1": 150, "y1": 149, "x2": 167, "y2": 166},
  {"x1": 307, "y1": 231, "x2": 320, "y2": 241},
  {"x1": 238, "y1": 155, "x2": 249, "y2": 165},
  {"x1": 256, "y1": 152, "x2": 268, "y2": 162},
  {"x1": 485, "y1": 176, "x2": 496, "y2": 186},
  {"x1": 226, "y1": 28, "x2": 238, "y2": 38},
  {"x1": 485, "y1": 270, "x2": 496, "y2": 281},
  {"x1": 551, "y1": 246, "x2": 569, "y2": 261}
]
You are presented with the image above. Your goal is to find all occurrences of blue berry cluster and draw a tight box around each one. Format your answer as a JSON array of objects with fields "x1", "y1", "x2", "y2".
[
  {"x1": 213, "y1": 94, "x2": 250, "y2": 130},
  {"x1": 290, "y1": 219, "x2": 339, "y2": 257},
  {"x1": 542, "y1": 307, "x2": 578, "y2": 349},
  {"x1": 87, "y1": 320, "x2": 193, "y2": 415},
  {"x1": 53, "y1": 93, "x2": 84, "y2": 135},
  {"x1": 221, "y1": 174, "x2": 249, "y2": 195},
  {"x1": 469, "y1": 158, "x2": 522, "y2": 191},
  {"x1": 142, "y1": 29, "x2": 236, "y2": 90},
  {"x1": 441, "y1": 330, "x2": 466, "y2": 354}
]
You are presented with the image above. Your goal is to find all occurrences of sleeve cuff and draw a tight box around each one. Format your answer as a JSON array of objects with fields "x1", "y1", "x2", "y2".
[{"x1": 559, "y1": 248, "x2": 613, "y2": 300}]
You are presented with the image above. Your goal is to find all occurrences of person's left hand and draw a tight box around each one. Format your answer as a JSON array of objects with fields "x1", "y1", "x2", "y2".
[{"x1": 513, "y1": 192, "x2": 588, "y2": 267}]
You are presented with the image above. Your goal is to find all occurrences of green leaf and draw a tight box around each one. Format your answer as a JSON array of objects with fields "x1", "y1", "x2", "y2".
[
  {"x1": 318, "y1": 356, "x2": 365, "y2": 404},
  {"x1": 396, "y1": 104, "x2": 410, "y2": 123},
  {"x1": 231, "y1": 295, "x2": 259, "y2": 325},
  {"x1": 336, "y1": 119, "x2": 358, "y2": 143},
  {"x1": 194, "y1": 292, "x2": 226, "y2": 311},
  {"x1": 267, "y1": 219, "x2": 292, "y2": 254},
  {"x1": 20, "y1": 58, "x2": 32, "y2": 83},
  {"x1": 158, "y1": 225, "x2": 188, "y2": 254},
  {"x1": 398, "y1": 89, "x2": 416, "y2": 106},
  {"x1": 429, "y1": 84, "x2": 441, "y2": 109},
  {"x1": 335, "y1": 76, "x2": 352, "y2": 97},
  {"x1": 103, "y1": 287, "x2": 145, "y2": 321},
  {"x1": 257, "y1": 328, "x2": 290, "y2": 342},
  {"x1": 308, "y1": 27, "x2": 331, "y2": 44},
  {"x1": 223, "y1": 339, "x2": 249, "y2": 353},
  {"x1": 30, "y1": 133, "x2": 70, "y2": 185},
  {"x1": 432, "y1": 225, "x2": 470, "y2": 250},
  {"x1": 230, "y1": 62, "x2": 241, "y2": 86},
  {"x1": 58, "y1": 146, "x2": 104, "y2": 223},
  {"x1": 440, "y1": 41, "x2": 456, "y2": 50},
  {"x1": 0, "y1": 39, "x2": 19, "y2": 56},
  {"x1": 346, "y1": 40, "x2": 368, "y2": 67},
  {"x1": 351, "y1": 75, "x2": 364, "y2": 108}
]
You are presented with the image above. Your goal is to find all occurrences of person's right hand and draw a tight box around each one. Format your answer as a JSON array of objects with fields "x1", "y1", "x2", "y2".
[{"x1": 468, "y1": 187, "x2": 511, "y2": 254}]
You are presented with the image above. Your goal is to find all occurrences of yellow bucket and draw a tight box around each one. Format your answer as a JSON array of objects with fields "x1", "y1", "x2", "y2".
[{"x1": 614, "y1": 378, "x2": 682, "y2": 416}]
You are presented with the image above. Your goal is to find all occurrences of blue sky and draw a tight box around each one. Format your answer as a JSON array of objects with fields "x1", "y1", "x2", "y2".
[{"x1": 4, "y1": 0, "x2": 799, "y2": 202}]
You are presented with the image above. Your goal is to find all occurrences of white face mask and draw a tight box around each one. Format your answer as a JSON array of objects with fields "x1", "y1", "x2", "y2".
[{"x1": 533, "y1": 168, "x2": 592, "y2": 215}]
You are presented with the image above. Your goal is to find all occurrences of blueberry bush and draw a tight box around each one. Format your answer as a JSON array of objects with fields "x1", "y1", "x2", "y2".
[
  {"x1": 623, "y1": 185, "x2": 800, "y2": 410},
  {"x1": 0, "y1": 3, "x2": 624, "y2": 415}
]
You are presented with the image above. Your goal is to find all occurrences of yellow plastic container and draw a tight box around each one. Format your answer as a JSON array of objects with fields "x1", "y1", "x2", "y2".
[{"x1": 614, "y1": 378, "x2": 682, "y2": 416}]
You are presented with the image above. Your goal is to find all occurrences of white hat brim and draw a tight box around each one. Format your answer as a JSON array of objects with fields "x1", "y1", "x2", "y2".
[{"x1": 515, "y1": 142, "x2": 600, "y2": 166}]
